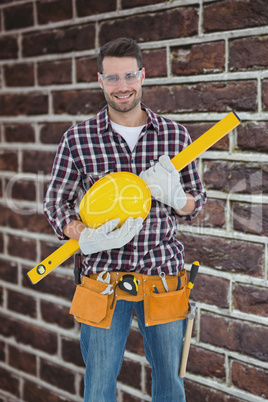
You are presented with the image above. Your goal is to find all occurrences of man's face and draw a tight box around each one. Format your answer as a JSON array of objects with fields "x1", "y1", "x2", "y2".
[{"x1": 98, "y1": 57, "x2": 145, "y2": 114}]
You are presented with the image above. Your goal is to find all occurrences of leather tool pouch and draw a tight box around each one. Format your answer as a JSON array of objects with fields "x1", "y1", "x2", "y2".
[
  {"x1": 69, "y1": 276, "x2": 115, "y2": 329},
  {"x1": 143, "y1": 269, "x2": 189, "y2": 326}
]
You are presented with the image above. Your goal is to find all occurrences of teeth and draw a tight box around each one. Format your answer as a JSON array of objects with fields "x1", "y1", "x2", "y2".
[{"x1": 117, "y1": 94, "x2": 131, "y2": 99}]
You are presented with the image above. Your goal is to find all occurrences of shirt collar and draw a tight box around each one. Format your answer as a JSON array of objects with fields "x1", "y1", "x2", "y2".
[{"x1": 96, "y1": 103, "x2": 160, "y2": 135}]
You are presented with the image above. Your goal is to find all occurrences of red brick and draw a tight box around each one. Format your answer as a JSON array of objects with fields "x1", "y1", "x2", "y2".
[
  {"x1": 179, "y1": 199, "x2": 226, "y2": 229},
  {"x1": 76, "y1": 56, "x2": 97, "y2": 82},
  {"x1": 233, "y1": 203, "x2": 268, "y2": 236},
  {"x1": 230, "y1": 36, "x2": 268, "y2": 72},
  {"x1": 22, "y1": 150, "x2": 55, "y2": 174},
  {"x1": 142, "y1": 81, "x2": 257, "y2": 113},
  {"x1": 23, "y1": 380, "x2": 70, "y2": 402},
  {"x1": 180, "y1": 233, "x2": 264, "y2": 277},
  {"x1": 185, "y1": 379, "x2": 241, "y2": 402},
  {"x1": 121, "y1": 392, "x2": 141, "y2": 402},
  {"x1": 232, "y1": 361, "x2": 268, "y2": 397},
  {"x1": 38, "y1": 59, "x2": 72, "y2": 86},
  {"x1": 37, "y1": 0, "x2": 73, "y2": 24},
  {"x1": 171, "y1": 41, "x2": 225, "y2": 76},
  {"x1": 22, "y1": 267, "x2": 76, "y2": 302},
  {"x1": 7, "y1": 235, "x2": 37, "y2": 260},
  {"x1": 76, "y1": 0, "x2": 116, "y2": 16},
  {"x1": 0, "y1": 93, "x2": 48, "y2": 116},
  {"x1": 7, "y1": 289, "x2": 37, "y2": 318},
  {"x1": 40, "y1": 359, "x2": 75, "y2": 393},
  {"x1": 99, "y1": 8, "x2": 198, "y2": 45},
  {"x1": 0, "y1": 205, "x2": 53, "y2": 235},
  {"x1": 118, "y1": 358, "x2": 141, "y2": 389},
  {"x1": 0, "y1": 367, "x2": 20, "y2": 397},
  {"x1": 188, "y1": 346, "x2": 225, "y2": 378},
  {"x1": 4, "y1": 123, "x2": 35, "y2": 143},
  {"x1": 262, "y1": 80, "x2": 268, "y2": 111},
  {"x1": 0, "y1": 35, "x2": 18, "y2": 59},
  {"x1": 0, "y1": 341, "x2": 5, "y2": 361},
  {"x1": 61, "y1": 337, "x2": 84, "y2": 367},
  {"x1": 237, "y1": 121, "x2": 268, "y2": 152},
  {"x1": 203, "y1": 161, "x2": 268, "y2": 193},
  {"x1": 53, "y1": 89, "x2": 105, "y2": 115},
  {"x1": 190, "y1": 274, "x2": 229, "y2": 308},
  {"x1": 0, "y1": 258, "x2": 18, "y2": 284},
  {"x1": 0, "y1": 313, "x2": 58, "y2": 354},
  {"x1": 204, "y1": 0, "x2": 268, "y2": 33},
  {"x1": 184, "y1": 121, "x2": 229, "y2": 150},
  {"x1": 143, "y1": 49, "x2": 167, "y2": 78},
  {"x1": 126, "y1": 328, "x2": 145, "y2": 356},
  {"x1": 201, "y1": 314, "x2": 268, "y2": 361},
  {"x1": 22, "y1": 24, "x2": 95, "y2": 58},
  {"x1": 0, "y1": 150, "x2": 18, "y2": 171},
  {"x1": 40, "y1": 122, "x2": 71, "y2": 144},
  {"x1": 5, "y1": 178, "x2": 36, "y2": 201},
  {"x1": 233, "y1": 284, "x2": 268, "y2": 317},
  {"x1": 9, "y1": 345, "x2": 36, "y2": 375},
  {"x1": 41, "y1": 300, "x2": 75, "y2": 329},
  {"x1": 4, "y1": 3, "x2": 34, "y2": 30},
  {"x1": 4, "y1": 63, "x2": 34, "y2": 87}
]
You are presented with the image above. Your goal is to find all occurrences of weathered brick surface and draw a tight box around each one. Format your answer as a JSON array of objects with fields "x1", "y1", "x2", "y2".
[
  {"x1": 190, "y1": 274, "x2": 229, "y2": 308},
  {"x1": 38, "y1": 60, "x2": 72, "y2": 85},
  {"x1": 22, "y1": 25, "x2": 95, "y2": 57},
  {"x1": 37, "y1": 0, "x2": 73, "y2": 25},
  {"x1": 233, "y1": 284, "x2": 268, "y2": 316},
  {"x1": 40, "y1": 359, "x2": 75, "y2": 393},
  {"x1": 229, "y1": 36, "x2": 268, "y2": 71},
  {"x1": 231, "y1": 361, "x2": 268, "y2": 398},
  {"x1": 4, "y1": 3, "x2": 34, "y2": 30},
  {"x1": 4, "y1": 123, "x2": 35, "y2": 143},
  {"x1": 201, "y1": 314, "x2": 268, "y2": 361},
  {"x1": 142, "y1": 81, "x2": 257, "y2": 113},
  {"x1": 171, "y1": 41, "x2": 225, "y2": 76},
  {"x1": 99, "y1": 8, "x2": 198, "y2": 45},
  {"x1": 4, "y1": 63, "x2": 34, "y2": 87},
  {"x1": 188, "y1": 346, "x2": 225, "y2": 378},
  {"x1": 203, "y1": 162, "x2": 268, "y2": 193},
  {"x1": 180, "y1": 233, "x2": 264, "y2": 277},
  {"x1": 9, "y1": 345, "x2": 37, "y2": 375},
  {"x1": 236, "y1": 121, "x2": 268, "y2": 152},
  {"x1": 0, "y1": 0, "x2": 267, "y2": 400},
  {"x1": 203, "y1": 0, "x2": 268, "y2": 32}
]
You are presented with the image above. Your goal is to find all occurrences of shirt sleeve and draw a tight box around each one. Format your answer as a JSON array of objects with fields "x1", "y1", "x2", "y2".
[
  {"x1": 43, "y1": 133, "x2": 82, "y2": 240},
  {"x1": 174, "y1": 127, "x2": 207, "y2": 221}
]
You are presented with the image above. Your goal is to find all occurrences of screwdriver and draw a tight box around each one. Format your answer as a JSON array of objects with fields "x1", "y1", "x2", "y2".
[{"x1": 187, "y1": 261, "x2": 199, "y2": 289}]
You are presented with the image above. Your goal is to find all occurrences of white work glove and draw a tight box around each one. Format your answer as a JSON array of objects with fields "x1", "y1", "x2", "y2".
[
  {"x1": 78, "y1": 216, "x2": 143, "y2": 255},
  {"x1": 139, "y1": 155, "x2": 187, "y2": 210}
]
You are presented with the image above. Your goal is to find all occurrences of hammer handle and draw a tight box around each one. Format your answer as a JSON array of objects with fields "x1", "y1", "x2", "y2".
[{"x1": 179, "y1": 318, "x2": 194, "y2": 378}]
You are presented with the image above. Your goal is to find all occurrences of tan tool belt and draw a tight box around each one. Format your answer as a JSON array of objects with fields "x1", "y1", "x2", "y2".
[{"x1": 70, "y1": 270, "x2": 190, "y2": 329}]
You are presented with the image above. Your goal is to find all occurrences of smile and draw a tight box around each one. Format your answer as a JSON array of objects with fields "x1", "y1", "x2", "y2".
[{"x1": 114, "y1": 93, "x2": 133, "y2": 99}]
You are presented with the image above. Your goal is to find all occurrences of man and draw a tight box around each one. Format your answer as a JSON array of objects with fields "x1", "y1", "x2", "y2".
[{"x1": 44, "y1": 38, "x2": 207, "y2": 402}]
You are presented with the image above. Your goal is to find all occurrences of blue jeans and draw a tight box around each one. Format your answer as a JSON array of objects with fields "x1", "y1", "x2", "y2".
[{"x1": 80, "y1": 300, "x2": 187, "y2": 402}]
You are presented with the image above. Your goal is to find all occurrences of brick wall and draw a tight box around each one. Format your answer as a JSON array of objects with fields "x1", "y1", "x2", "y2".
[{"x1": 0, "y1": 0, "x2": 268, "y2": 401}]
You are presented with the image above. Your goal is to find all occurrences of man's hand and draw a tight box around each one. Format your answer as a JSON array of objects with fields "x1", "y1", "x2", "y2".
[
  {"x1": 78, "y1": 216, "x2": 143, "y2": 255},
  {"x1": 139, "y1": 155, "x2": 187, "y2": 210}
]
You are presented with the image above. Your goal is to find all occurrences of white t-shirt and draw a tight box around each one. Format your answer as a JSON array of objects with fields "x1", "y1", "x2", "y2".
[{"x1": 111, "y1": 121, "x2": 145, "y2": 152}]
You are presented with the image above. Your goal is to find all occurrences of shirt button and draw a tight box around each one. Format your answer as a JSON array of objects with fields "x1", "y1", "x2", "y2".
[{"x1": 131, "y1": 159, "x2": 135, "y2": 163}]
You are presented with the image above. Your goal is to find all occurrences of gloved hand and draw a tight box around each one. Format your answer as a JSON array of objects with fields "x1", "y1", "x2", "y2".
[
  {"x1": 78, "y1": 216, "x2": 143, "y2": 255},
  {"x1": 139, "y1": 155, "x2": 187, "y2": 210}
]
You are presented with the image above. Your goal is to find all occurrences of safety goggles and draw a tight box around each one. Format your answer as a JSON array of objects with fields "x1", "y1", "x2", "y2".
[{"x1": 100, "y1": 69, "x2": 143, "y2": 86}]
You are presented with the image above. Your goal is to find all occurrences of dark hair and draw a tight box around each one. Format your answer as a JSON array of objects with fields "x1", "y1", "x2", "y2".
[{"x1": 97, "y1": 38, "x2": 143, "y2": 73}]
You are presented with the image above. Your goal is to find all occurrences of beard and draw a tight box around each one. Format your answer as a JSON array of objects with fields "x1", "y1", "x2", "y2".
[{"x1": 103, "y1": 86, "x2": 143, "y2": 114}]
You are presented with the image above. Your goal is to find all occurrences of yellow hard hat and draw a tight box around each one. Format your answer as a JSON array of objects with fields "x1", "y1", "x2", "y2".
[{"x1": 79, "y1": 172, "x2": 152, "y2": 228}]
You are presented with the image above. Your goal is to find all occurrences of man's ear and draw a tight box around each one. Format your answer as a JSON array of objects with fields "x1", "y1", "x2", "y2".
[
  {"x1": 141, "y1": 67, "x2": 145, "y2": 85},
  {"x1": 97, "y1": 73, "x2": 103, "y2": 89}
]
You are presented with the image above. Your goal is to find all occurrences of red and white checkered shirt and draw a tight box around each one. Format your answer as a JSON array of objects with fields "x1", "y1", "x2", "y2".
[{"x1": 44, "y1": 104, "x2": 207, "y2": 276}]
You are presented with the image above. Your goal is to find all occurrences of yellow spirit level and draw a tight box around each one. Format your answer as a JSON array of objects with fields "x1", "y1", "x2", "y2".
[{"x1": 27, "y1": 111, "x2": 241, "y2": 284}]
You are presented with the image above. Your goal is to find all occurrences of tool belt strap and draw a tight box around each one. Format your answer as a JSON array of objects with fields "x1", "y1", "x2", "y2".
[{"x1": 70, "y1": 270, "x2": 190, "y2": 329}]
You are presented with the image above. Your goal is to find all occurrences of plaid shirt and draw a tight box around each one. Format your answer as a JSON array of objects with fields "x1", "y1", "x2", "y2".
[{"x1": 44, "y1": 104, "x2": 207, "y2": 276}]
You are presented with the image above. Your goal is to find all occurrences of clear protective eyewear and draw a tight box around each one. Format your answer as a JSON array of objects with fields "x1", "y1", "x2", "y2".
[{"x1": 100, "y1": 69, "x2": 143, "y2": 86}]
